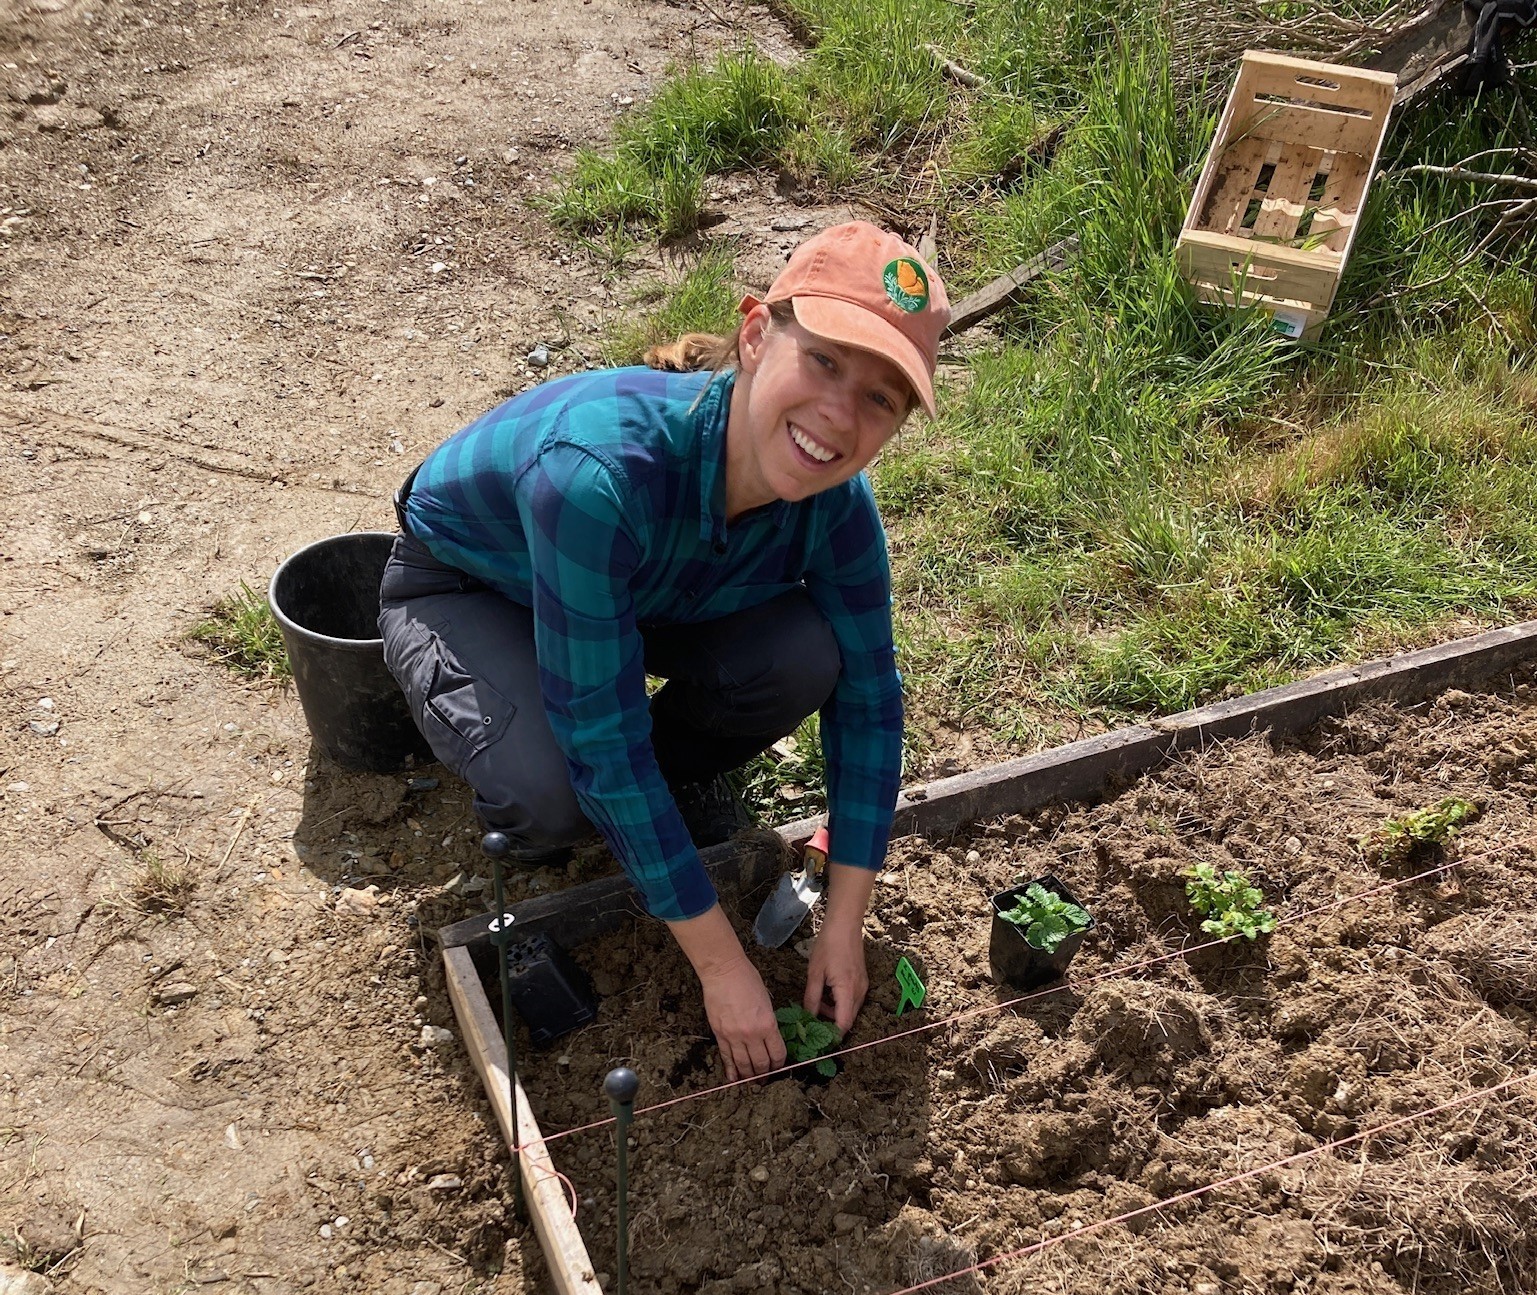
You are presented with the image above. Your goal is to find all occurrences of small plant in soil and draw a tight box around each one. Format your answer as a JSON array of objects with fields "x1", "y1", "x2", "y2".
[
  {"x1": 775, "y1": 1005, "x2": 841, "y2": 1077},
  {"x1": 998, "y1": 882, "x2": 1092, "y2": 953},
  {"x1": 133, "y1": 850, "x2": 196, "y2": 914},
  {"x1": 1184, "y1": 862, "x2": 1276, "y2": 940},
  {"x1": 190, "y1": 582, "x2": 291, "y2": 681},
  {"x1": 1359, "y1": 797, "x2": 1480, "y2": 864}
]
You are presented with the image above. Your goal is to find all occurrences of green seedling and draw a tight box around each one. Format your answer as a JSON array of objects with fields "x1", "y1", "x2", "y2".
[
  {"x1": 999, "y1": 883, "x2": 1091, "y2": 953},
  {"x1": 1184, "y1": 862, "x2": 1276, "y2": 940},
  {"x1": 775, "y1": 1005, "x2": 841, "y2": 1077},
  {"x1": 1359, "y1": 797, "x2": 1480, "y2": 865}
]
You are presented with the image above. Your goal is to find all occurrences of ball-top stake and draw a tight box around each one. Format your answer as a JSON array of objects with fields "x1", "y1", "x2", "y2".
[
  {"x1": 604, "y1": 1066, "x2": 640, "y2": 1107},
  {"x1": 605, "y1": 1067, "x2": 640, "y2": 1295},
  {"x1": 481, "y1": 828, "x2": 522, "y2": 1213}
]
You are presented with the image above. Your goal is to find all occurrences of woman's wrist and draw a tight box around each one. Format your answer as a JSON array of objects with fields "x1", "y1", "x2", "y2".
[
  {"x1": 667, "y1": 902, "x2": 752, "y2": 980},
  {"x1": 820, "y1": 861, "x2": 878, "y2": 933}
]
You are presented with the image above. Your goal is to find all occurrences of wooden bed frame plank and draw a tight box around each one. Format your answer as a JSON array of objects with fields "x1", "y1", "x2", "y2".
[{"x1": 442, "y1": 945, "x2": 604, "y2": 1295}]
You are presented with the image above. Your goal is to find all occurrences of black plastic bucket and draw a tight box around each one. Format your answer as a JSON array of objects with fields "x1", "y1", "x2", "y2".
[{"x1": 268, "y1": 531, "x2": 430, "y2": 772}]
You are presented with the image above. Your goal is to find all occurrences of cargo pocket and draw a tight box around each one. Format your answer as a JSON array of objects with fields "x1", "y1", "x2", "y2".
[{"x1": 420, "y1": 646, "x2": 516, "y2": 771}]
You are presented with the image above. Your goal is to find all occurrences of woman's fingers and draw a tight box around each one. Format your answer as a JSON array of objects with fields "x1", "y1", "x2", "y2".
[{"x1": 697, "y1": 956, "x2": 785, "y2": 1080}]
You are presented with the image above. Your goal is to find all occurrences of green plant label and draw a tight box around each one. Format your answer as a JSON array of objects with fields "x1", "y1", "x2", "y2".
[
  {"x1": 895, "y1": 956, "x2": 927, "y2": 1015},
  {"x1": 883, "y1": 258, "x2": 929, "y2": 313}
]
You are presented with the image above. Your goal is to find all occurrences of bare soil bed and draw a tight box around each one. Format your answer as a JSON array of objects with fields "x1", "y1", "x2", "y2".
[{"x1": 521, "y1": 672, "x2": 1537, "y2": 1295}]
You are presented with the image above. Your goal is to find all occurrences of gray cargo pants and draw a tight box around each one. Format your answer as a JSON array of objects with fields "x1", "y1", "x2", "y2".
[{"x1": 377, "y1": 532, "x2": 841, "y2": 854}]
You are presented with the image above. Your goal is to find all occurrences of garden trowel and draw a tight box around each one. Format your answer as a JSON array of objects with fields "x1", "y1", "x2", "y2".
[{"x1": 753, "y1": 826, "x2": 830, "y2": 947}]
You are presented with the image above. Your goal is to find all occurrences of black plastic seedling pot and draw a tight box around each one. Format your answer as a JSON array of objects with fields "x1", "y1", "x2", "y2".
[
  {"x1": 988, "y1": 874, "x2": 1095, "y2": 991},
  {"x1": 504, "y1": 934, "x2": 599, "y2": 1046}
]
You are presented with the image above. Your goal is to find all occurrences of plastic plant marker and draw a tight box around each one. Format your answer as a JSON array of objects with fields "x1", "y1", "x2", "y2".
[{"x1": 895, "y1": 956, "x2": 927, "y2": 1016}]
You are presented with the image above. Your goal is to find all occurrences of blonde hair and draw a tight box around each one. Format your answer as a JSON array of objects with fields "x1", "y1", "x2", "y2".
[
  {"x1": 643, "y1": 301, "x2": 796, "y2": 373},
  {"x1": 644, "y1": 300, "x2": 920, "y2": 417}
]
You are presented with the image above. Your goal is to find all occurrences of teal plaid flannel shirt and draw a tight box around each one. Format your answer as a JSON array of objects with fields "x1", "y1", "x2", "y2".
[{"x1": 402, "y1": 367, "x2": 902, "y2": 921}]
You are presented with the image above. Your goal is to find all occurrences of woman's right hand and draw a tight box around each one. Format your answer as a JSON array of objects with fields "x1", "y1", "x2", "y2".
[
  {"x1": 698, "y1": 957, "x2": 787, "y2": 1082},
  {"x1": 668, "y1": 902, "x2": 787, "y2": 1082}
]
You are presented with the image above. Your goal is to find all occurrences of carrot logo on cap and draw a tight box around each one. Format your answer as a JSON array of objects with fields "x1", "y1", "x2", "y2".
[{"x1": 883, "y1": 258, "x2": 929, "y2": 313}]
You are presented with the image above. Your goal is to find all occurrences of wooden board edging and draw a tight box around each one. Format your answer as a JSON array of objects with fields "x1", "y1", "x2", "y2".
[
  {"x1": 442, "y1": 945, "x2": 604, "y2": 1295},
  {"x1": 437, "y1": 833, "x2": 789, "y2": 961},
  {"x1": 777, "y1": 618, "x2": 1537, "y2": 844},
  {"x1": 439, "y1": 620, "x2": 1537, "y2": 954},
  {"x1": 933, "y1": 618, "x2": 1537, "y2": 836}
]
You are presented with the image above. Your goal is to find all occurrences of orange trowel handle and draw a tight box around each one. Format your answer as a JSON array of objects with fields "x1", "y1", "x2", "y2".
[{"x1": 804, "y1": 826, "x2": 830, "y2": 872}]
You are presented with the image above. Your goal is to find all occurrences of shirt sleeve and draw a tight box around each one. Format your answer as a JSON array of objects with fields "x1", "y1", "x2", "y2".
[
  {"x1": 513, "y1": 442, "x2": 717, "y2": 922},
  {"x1": 803, "y1": 483, "x2": 903, "y2": 872}
]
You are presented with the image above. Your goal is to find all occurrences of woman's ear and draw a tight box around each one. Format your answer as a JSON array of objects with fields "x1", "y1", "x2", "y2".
[{"x1": 737, "y1": 302, "x2": 773, "y2": 376}]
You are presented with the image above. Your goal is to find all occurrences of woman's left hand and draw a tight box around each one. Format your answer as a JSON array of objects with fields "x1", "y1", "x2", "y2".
[
  {"x1": 802, "y1": 861, "x2": 879, "y2": 1033},
  {"x1": 803, "y1": 919, "x2": 868, "y2": 1034}
]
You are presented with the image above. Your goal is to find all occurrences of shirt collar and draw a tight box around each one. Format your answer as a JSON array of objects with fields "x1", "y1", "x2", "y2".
[{"x1": 696, "y1": 370, "x2": 791, "y2": 544}]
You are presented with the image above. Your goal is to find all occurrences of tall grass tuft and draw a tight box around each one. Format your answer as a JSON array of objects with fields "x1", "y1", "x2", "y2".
[
  {"x1": 550, "y1": 52, "x2": 801, "y2": 234},
  {"x1": 191, "y1": 583, "x2": 291, "y2": 682}
]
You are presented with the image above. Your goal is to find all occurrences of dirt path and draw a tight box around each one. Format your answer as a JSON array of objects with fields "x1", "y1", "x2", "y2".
[{"x1": 0, "y1": 1, "x2": 799, "y2": 1291}]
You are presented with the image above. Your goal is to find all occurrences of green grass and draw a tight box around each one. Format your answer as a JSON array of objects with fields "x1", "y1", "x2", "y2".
[
  {"x1": 551, "y1": 4, "x2": 1537, "y2": 756},
  {"x1": 599, "y1": 244, "x2": 742, "y2": 366},
  {"x1": 190, "y1": 582, "x2": 291, "y2": 682},
  {"x1": 549, "y1": 52, "x2": 802, "y2": 234},
  {"x1": 733, "y1": 715, "x2": 829, "y2": 826}
]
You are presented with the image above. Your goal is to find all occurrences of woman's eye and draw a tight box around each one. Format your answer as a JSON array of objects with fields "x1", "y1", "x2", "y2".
[
  {"x1": 871, "y1": 391, "x2": 896, "y2": 412},
  {"x1": 809, "y1": 349, "x2": 835, "y2": 371}
]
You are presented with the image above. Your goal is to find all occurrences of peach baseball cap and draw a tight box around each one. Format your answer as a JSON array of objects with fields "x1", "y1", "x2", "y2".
[{"x1": 741, "y1": 221, "x2": 950, "y2": 418}]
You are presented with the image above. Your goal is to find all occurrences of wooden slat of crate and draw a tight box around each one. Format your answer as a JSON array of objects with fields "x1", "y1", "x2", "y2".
[
  {"x1": 1310, "y1": 152, "x2": 1370, "y2": 252},
  {"x1": 1179, "y1": 229, "x2": 1344, "y2": 306},
  {"x1": 1250, "y1": 145, "x2": 1328, "y2": 242},
  {"x1": 442, "y1": 945, "x2": 603, "y2": 1295},
  {"x1": 1240, "y1": 51, "x2": 1399, "y2": 113},
  {"x1": 1234, "y1": 96, "x2": 1385, "y2": 158},
  {"x1": 1198, "y1": 136, "x2": 1275, "y2": 236}
]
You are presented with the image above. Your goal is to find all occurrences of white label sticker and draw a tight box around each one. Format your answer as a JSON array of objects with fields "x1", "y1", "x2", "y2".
[{"x1": 1268, "y1": 308, "x2": 1308, "y2": 339}]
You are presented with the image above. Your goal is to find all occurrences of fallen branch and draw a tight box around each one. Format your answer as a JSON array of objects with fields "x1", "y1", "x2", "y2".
[
  {"x1": 923, "y1": 43, "x2": 986, "y2": 88},
  {"x1": 942, "y1": 237, "x2": 1079, "y2": 337},
  {"x1": 1398, "y1": 164, "x2": 1537, "y2": 190}
]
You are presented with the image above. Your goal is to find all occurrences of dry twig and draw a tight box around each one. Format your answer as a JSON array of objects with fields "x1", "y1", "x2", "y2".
[{"x1": 1167, "y1": 0, "x2": 1439, "y2": 89}]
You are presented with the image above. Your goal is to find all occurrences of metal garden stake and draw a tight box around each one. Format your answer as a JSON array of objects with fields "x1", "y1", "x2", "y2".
[
  {"x1": 604, "y1": 1066, "x2": 640, "y2": 1295},
  {"x1": 481, "y1": 830, "x2": 524, "y2": 1213}
]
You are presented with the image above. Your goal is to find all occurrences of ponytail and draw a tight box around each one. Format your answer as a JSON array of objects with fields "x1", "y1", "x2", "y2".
[{"x1": 643, "y1": 301, "x2": 797, "y2": 373}]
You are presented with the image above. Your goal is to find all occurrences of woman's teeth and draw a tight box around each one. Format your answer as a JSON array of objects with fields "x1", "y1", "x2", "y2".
[{"x1": 790, "y1": 424, "x2": 836, "y2": 464}]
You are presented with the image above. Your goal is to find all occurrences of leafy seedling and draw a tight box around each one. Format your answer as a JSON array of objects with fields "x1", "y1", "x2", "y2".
[
  {"x1": 999, "y1": 882, "x2": 1092, "y2": 953},
  {"x1": 1184, "y1": 862, "x2": 1276, "y2": 940},
  {"x1": 1359, "y1": 797, "x2": 1480, "y2": 865},
  {"x1": 775, "y1": 1005, "x2": 841, "y2": 1077}
]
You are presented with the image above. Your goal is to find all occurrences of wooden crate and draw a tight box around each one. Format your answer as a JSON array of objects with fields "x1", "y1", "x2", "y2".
[{"x1": 1177, "y1": 51, "x2": 1397, "y2": 340}]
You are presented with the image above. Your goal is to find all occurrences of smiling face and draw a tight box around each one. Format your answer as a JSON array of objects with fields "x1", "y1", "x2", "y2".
[{"x1": 724, "y1": 304, "x2": 914, "y2": 518}]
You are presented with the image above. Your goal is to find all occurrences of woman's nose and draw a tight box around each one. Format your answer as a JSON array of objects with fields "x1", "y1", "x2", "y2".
[{"x1": 822, "y1": 378, "x2": 859, "y2": 428}]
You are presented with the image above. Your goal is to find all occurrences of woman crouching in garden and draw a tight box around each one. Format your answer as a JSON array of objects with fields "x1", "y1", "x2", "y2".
[{"x1": 379, "y1": 222, "x2": 949, "y2": 1081}]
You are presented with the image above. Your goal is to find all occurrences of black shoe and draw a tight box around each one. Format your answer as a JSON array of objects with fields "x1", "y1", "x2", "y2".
[
  {"x1": 673, "y1": 775, "x2": 754, "y2": 847},
  {"x1": 480, "y1": 830, "x2": 572, "y2": 869}
]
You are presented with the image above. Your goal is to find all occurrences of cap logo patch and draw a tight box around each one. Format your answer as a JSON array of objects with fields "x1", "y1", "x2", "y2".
[{"x1": 883, "y1": 258, "x2": 929, "y2": 313}]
